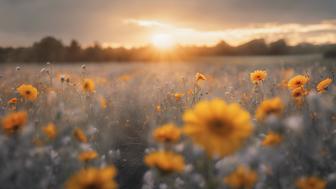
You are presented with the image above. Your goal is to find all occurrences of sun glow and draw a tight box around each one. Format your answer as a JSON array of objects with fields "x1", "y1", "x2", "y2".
[
  {"x1": 151, "y1": 33, "x2": 175, "y2": 50},
  {"x1": 127, "y1": 19, "x2": 336, "y2": 46}
]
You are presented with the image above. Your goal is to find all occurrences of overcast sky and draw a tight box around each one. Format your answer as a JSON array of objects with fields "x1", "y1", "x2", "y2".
[{"x1": 0, "y1": 0, "x2": 336, "y2": 46}]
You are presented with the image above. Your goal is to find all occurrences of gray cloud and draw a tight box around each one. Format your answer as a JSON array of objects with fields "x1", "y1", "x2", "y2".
[{"x1": 0, "y1": 0, "x2": 335, "y2": 46}]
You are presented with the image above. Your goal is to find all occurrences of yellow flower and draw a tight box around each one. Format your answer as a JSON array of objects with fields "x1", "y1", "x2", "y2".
[
  {"x1": 73, "y1": 128, "x2": 88, "y2": 143},
  {"x1": 292, "y1": 87, "x2": 307, "y2": 108},
  {"x1": 83, "y1": 79, "x2": 95, "y2": 93},
  {"x1": 316, "y1": 78, "x2": 332, "y2": 93},
  {"x1": 65, "y1": 166, "x2": 117, "y2": 189},
  {"x1": 42, "y1": 122, "x2": 57, "y2": 140},
  {"x1": 195, "y1": 72, "x2": 207, "y2": 81},
  {"x1": 174, "y1": 93, "x2": 184, "y2": 101},
  {"x1": 256, "y1": 97, "x2": 284, "y2": 121},
  {"x1": 291, "y1": 87, "x2": 307, "y2": 99},
  {"x1": 153, "y1": 123, "x2": 181, "y2": 143},
  {"x1": 183, "y1": 99, "x2": 253, "y2": 157},
  {"x1": 144, "y1": 151, "x2": 185, "y2": 173},
  {"x1": 250, "y1": 70, "x2": 267, "y2": 84},
  {"x1": 288, "y1": 75, "x2": 309, "y2": 90},
  {"x1": 78, "y1": 150, "x2": 98, "y2": 162},
  {"x1": 262, "y1": 132, "x2": 283, "y2": 147},
  {"x1": 17, "y1": 84, "x2": 38, "y2": 101},
  {"x1": 224, "y1": 165, "x2": 258, "y2": 189},
  {"x1": 118, "y1": 74, "x2": 131, "y2": 82},
  {"x1": 296, "y1": 176, "x2": 326, "y2": 189},
  {"x1": 1, "y1": 111, "x2": 28, "y2": 135},
  {"x1": 99, "y1": 96, "x2": 108, "y2": 109},
  {"x1": 155, "y1": 105, "x2": 161, "y2": 113}
]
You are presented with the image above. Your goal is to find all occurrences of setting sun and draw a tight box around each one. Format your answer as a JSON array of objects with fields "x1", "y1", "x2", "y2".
[{"x1": 151, "y1": 33, "x2": 175, "y2": 49}]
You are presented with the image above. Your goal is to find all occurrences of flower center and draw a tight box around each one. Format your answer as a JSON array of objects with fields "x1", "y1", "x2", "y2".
[
  {"x1": 295, "y1": 81, "x2": 302, "y2": 86},
  {"x1": 25, "y1": 90, "x2": 31, "y2": 95},
  {"x1": 293, "y1": 92, "x2": 302, "y2": 97},
  {"x1": 208, "y1": 118, "x2": 232, "y2": 135},
  {"x1": 84, "y1": 183, "x2": 102, "y2": 189},
  {"x1": 163, "y1": 137, "x2": 173, "y2": 142},
  {"x1": 265, "y1": 107, "x2": 279, "y2": 116},
  {"x1": 307, "y1": 181, "x2": 317, "y2": 188},
  {"x1": 11, "y1": 124, "x2": 21, "y2": 132}
]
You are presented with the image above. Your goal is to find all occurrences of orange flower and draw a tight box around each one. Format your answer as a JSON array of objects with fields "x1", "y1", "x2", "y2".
[
  {"x1": 291, "y1": 87, "x2": 307, "y2": 99},
  {"x1": 292, "y1": 88, "x2": 306, "y2": 107},
  {"x1": 262, "y1": 132, "x2": 283, "y2": 147},
  {"x1": 174, "y1": 93, "x2": 184, "y2": 101},
  {"x1": 17, "y1": 84, "x2": 38, "y2": 101},
  {"x1": 288, "y1": 75, "x2": 309, "y2": 90},
  {"x1": 153, "y1": 123, "x2": 181, "y2": 143},
  {"x1": 296, "y1": 176, "x2": 326, "y2": 189},
  {"x1": 78, "y1": 150, "x2": 98, "y2": 162},
  {"x1": 155, "y1": 105, "x2": 161, "y2": 113},
  {"x1": 118, "y1": 74, "x2": 131, "y2": 82},
  {"x1": 99, "y1": 96, "x2": 107, "y2": 109},
  {"x1": 316, "y1": 78, "x2": 332, "y2": 93},
  {"x1": 224, "y1": 165, "x2": 258, "y2": 189},
  {"x1": 82, "y1": 79, "x2": 95, "y2": 93},
  {"x1": 195, "y1": 72, "x2": 207, "y2": 81},
  {"x1": 8, "y1": 98, "x2": 18, "y2": 105},
  {"x1": 256, "y1": 97, "x2": 284, "y2": 121},
  {"x1": 65, "y1": 166, "x2": 117, "y2": 189},
  {"x1": 144, "y1": 151, "x2": 185, "y2": 173},
  {"x1": 250, "y1": 70, "x2": 267, "y2": 84},
  {"x1": 42, "y1": 123, "x2": 57, "y2": 140},
  {"x1": 7, "y1": 98, "x2": 18, "y2": 110},
  {"x1": 1, "y1": 111, "x2": 28, "y2": 135},
  {"x1": 73, "y1": 128, "x2": 88, "y2": 143}
]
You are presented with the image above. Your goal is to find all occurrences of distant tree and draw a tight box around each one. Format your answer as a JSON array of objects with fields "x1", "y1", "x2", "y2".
[
  {"x1": 212, "y1": 40, "x2": 234, "y2": 55},
  {"x1": 292, "y1": 43, "x2": 320, "y2": 54},
  {"x1": 31, "y1": 36, "x2": 65, "y2": 62},
  {"x1": 82, "y1": 42, "x2": 105, "y2": 62},
  {"x1": 0, "y1": 48, "x2": 9, "y2": 62},
  {"x1": 10, "y1": 48, "x2": 32, "y2": 62},
  {"x1": 237, "y1": 39, "x2": 269, "y2": 55},
  {"x1": 324, "y1": 48, "x2": 336, "y2": 58},
  {"x1": 269, "y1": 39, "x2": 289, "y2": 55},
  {"x1": 65, "y1": 40, "x2": 82, "y2": 62}
]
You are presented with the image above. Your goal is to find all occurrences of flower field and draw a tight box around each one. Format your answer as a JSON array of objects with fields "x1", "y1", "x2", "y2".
[{"x1": 0, "y1": 55, "x2": 335, "y2": 189}]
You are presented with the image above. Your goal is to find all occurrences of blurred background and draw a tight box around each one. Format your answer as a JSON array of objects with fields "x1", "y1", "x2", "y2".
[{"x1": 0, "y1": 0, "x2": 336, "y2": 63}]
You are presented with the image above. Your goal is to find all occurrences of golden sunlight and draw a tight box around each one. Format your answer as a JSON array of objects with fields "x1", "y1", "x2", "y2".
[{"x1": 151, "y1": 33, "x2": 175, "y2": 49}]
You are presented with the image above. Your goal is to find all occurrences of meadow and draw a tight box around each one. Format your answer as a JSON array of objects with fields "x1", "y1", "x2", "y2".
[{"x1": 0, "y1": 54, "x2": 335, "y2": 189}]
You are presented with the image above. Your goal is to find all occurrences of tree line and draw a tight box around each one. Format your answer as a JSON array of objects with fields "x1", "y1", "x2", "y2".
[{"x1": 0, "y1": 36, "x2": 335, "y2": 63}]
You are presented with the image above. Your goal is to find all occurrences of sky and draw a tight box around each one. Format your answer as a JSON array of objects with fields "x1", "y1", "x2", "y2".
[{"x1": 0, "y1": 0, "x2": 336, "y2": 47}]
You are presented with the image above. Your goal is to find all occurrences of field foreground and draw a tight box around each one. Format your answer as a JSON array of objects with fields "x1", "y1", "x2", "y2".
[{"x1": 0, "y1": 55, "x2": 336, "y2": 189}]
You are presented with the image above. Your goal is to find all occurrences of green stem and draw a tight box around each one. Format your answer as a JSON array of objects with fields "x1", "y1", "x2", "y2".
[{"x1": 203, "y1": 155, "x2": 218, "y2": 189}]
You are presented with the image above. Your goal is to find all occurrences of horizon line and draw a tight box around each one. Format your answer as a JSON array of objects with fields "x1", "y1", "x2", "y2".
[{"x1": 2, "y1": 36, "x2": 335, "y2": 50}]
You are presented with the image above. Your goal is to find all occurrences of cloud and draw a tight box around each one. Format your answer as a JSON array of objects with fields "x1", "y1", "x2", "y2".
[
  {"x1": 0, "y1": 0, "x2": 335, "y2": 46},
  {"x1": 126, "y1": 19, "x2": 336, "y2": 45}
]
